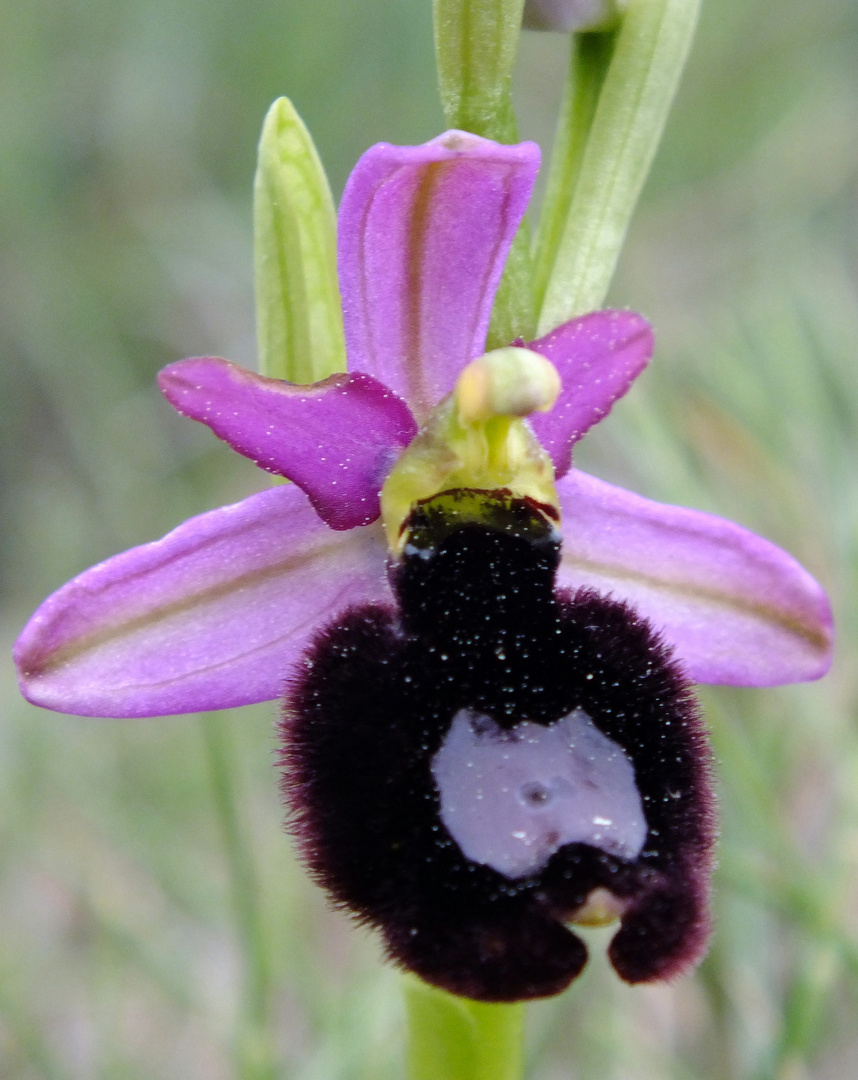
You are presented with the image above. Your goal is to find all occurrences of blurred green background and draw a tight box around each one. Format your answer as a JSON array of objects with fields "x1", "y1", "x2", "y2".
[{"x1": 2, "y1": 0, "x2": 857, "y2": 1077}]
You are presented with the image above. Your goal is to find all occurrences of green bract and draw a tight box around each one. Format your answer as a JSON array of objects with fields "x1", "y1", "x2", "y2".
[
  {"x1": 535, "y1": 0, "x2": 701, "y2": 330},
  {"x1": 253, "y1": 97, "x2": 346, "y2": 383}
]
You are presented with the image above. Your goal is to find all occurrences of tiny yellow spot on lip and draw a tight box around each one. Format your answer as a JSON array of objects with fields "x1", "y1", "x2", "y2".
[{"x1": 569, "y1": 887, "x2": 628, "y2": 928}]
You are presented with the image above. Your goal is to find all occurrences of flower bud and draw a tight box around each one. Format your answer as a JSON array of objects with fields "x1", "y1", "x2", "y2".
[{"x1": 523, "y1": 0, "x2": 626, "y2": 33}]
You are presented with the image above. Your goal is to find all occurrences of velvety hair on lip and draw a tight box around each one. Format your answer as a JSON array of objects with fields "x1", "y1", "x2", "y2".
[{"x1": 280, "y1": 497, "x2": 717, "y2": 1003}]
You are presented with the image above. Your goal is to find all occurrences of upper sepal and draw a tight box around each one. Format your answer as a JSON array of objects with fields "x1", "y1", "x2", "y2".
[{"x1": 338, "y1": 131, "x2": 540, "y2": 421}]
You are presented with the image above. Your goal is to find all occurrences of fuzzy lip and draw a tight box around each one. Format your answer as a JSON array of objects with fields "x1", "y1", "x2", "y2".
[
  {"x1": 14, "y1": 131, "x2": 834, "y2": 718},
  {"x1": 281, "y1": 541, "x2": 718, "y2": 1002}
]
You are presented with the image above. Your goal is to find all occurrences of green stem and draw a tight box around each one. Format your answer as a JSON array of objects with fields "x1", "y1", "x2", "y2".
[
  {"x1": 433, "y1": 0, "x2": 535, "y2": 348},
  {"x1": 536, "y1": 0, "x2": 700, "y2": 333},
  {"x1": 433, "y1": 0, "x2": 525, "y2": 143},
  {"x1": 404, "y1": 976, "x2": 525, "y2": 1080},
  {"x1": 200, "y1": 713, "x2": 279, "y2": 1080}
]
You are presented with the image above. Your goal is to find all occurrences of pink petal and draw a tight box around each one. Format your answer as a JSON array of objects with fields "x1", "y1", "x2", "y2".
[
  {"x1": 556, "y1": 470, "x2": 834, "y2": 686},
  {"x1": 15, "y1": 485, "x2": 391, "y2": 717},
  {"x1": 158, "y1": 358, "x2": 417, "y2": 530},
  {"x1": 338, "y1": 131, "x2": 540, "y2": 421},
  {"x1": 527, "y1": 310, "x2": 654, "y2": 478}
]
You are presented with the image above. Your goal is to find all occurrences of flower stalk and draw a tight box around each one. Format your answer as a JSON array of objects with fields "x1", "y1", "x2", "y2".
[
  {"x1": 404, "y1": 977, "x2": 525, "y2": 1080},
  {"x1": 433, "y1": 0, "x2": 525, "y2": 142},
  {"x1": 434, "y1": 0, "x2": 537, "y2": 348}
]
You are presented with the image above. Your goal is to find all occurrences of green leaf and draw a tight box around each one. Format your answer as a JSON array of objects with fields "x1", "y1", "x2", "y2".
[
  {"x1": 253, "y1": 97, "x2": 346, "y2": 383},
  {"x1": 404, "y1": 976, "x2": 525, "y2": 1080},
  {"x1": 536, "y1": 0, "x2": 700, "y2": 332}
]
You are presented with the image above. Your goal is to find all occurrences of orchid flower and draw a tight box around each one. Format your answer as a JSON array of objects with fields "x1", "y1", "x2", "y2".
[{"x1": 14, "y1": 131, "x2": 833, "y2": 1002}]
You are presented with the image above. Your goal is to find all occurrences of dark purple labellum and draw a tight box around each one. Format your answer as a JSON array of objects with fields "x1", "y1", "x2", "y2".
[{"x1": 280, "y1": 491, "x2": 717, "y2": 1002}]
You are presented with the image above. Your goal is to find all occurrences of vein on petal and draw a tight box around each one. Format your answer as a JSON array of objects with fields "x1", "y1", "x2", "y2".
[
  {"x1": 406, "y1": 160, "x2": 445, "y2": 419},
  {"x1": 25, "y1": 529, "x2": 386, "y2": 681},
  {"x1": 559, "y1": 552, "x2": 831, "y2": 653}
]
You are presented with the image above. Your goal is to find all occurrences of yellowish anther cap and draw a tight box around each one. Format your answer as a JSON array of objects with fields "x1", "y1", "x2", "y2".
[
  {"x1": 455, "y1": 347, "x2": 562, "y2": 424},
  {"x1": 380, "y1": 348, "x2": 562, "y2": 553}
]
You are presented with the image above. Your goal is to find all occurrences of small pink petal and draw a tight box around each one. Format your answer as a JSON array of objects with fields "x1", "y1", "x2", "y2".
[
  {"x1": 556, "y1": 470, "x2": 833, "y2": 686},
  {"x1": 14, "y1": 485, "x2": 391, "y2": 717},
  {"x1": 338, "y1": 131, "x2": 540, "y2": 421},
  {"x1": 528, "y1": 311, "x2": 654, "y2": 477},
  {"x1": 158, "y1": 358, "x2": 417, "y2": 530}
]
